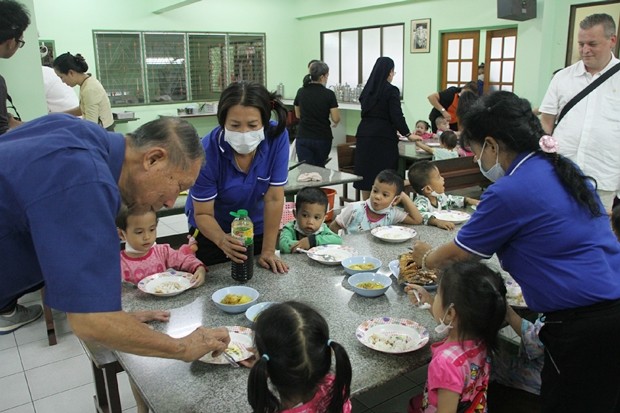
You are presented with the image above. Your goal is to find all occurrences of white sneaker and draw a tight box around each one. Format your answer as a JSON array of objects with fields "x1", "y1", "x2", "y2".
[{"x1": 0, "y1": 304, "x2": 43, "y2": 335}]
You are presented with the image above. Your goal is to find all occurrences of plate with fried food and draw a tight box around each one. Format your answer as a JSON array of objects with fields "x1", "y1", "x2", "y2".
[{"x1": 388, "y1": 252, "x2": 438, "y2": 291}]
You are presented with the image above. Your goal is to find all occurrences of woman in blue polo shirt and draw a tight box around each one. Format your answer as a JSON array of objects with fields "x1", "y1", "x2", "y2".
[
  {"x1": 186, "y1": 82, "x2": 289, "y2": 273},
  {"x1": 408, "y1": 91, "x2": 620, "y2": 413}
]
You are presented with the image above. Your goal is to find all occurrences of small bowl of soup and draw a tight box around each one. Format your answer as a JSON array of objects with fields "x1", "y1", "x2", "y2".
[
  {"x1": 347, "y1": 273, "x2": 392, "y2": 297},
  {"x1": 212, "y1": 286, "x2": 259, "y2": 314},
  {"x1": 341, "y1": 256, "x2": 382, "y2": 275}
]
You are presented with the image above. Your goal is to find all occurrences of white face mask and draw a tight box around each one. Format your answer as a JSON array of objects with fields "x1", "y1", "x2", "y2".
[
  {"x1": 434, "y1": 304, "x2": 454, "y2": 335},
  {"x1": 123, "y1": 239, "x2": 155, "y2": 255},
  {"x1": 294, "y1": 220, "x2": 324, "y2": 235},
  {"x1": 224, "y1": 127, "x2": 265, "y2": 154},
  {"x1": 427, "y1": 187, "x2": 443, "y2": 198},
  {"x1": 477, "y1": 141, "x2": 505, "y2": 182},
  {"x1": 365, "y1": 198, "x2": 395, "y2": 215}
]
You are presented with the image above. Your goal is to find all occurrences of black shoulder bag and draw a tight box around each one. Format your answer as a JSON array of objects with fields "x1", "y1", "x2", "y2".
[{"x1": 554, "y1": 62, "x2": 620, "y2": 130}]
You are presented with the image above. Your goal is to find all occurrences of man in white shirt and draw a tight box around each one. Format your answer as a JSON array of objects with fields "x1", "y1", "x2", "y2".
[{"x1": 540, "y1": 13, "x2": 619, "y2": 210}]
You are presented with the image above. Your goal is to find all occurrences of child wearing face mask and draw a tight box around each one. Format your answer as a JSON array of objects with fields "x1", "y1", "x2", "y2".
[
  {"x1": 116, "y1": 205, "x2": 207, "y2": 286},
  {"x1": 405, "y1": 261, "x2": 507, "y2": 413},
  {"x1": 279, "y1": 187, "x2": 342, "y2": 253},
  {"x1": 408, "y1": 161, "x2": 480, "y2": 231},
  {"x1": 329, "y1": 169, "x2": 423, "y2": 234}
]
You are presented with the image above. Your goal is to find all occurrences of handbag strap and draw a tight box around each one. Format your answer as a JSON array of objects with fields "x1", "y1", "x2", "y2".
[{"x1": 555, "y1": 62, "x2": 620, "y2": 128}]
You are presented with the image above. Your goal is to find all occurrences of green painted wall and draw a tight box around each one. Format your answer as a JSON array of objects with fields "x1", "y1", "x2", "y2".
[{"x1": 1, "y1": 0, "x2": 608, "y2": 136}]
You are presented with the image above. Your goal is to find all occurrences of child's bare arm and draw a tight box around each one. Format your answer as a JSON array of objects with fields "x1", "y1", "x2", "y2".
[
  {"x1": 428, "y1": 217, "x2": 456, "y2": 231},
  {"x1": 329, "y1": 219, "x2": 342, "y2": 233},
  {"x1": 505, "y1": 305, "x2": 523, "y2": 338},
  {"x1": 398, "y1": 192, "x2": 424, "y2": 225},
  {"x1": 465, "y1": 197, "x2": 480, "y2": 206},
  {"x1": 415, "y1": 141, "x2": 434, "y2": 154}
]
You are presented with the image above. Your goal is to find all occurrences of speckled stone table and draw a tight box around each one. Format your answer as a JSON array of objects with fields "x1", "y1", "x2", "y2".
[{"x1": 117, "y1": 225, "x2": 461, "y2": 413}]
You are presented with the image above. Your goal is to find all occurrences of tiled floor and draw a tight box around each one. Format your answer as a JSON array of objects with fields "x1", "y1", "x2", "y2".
[{"x1": 0, "y1": 147, "x2": 445, "y2": 412}]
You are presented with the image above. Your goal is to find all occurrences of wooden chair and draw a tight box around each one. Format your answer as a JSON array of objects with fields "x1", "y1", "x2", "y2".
[{"x1": 336, "y1": 143, "x2": 360, "y2": 203}]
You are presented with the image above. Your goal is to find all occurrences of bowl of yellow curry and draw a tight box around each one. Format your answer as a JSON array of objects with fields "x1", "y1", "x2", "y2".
[
  {"x1": 347, "y1": 273, "x2": 392, "y2": 297},
  {"x1": 341, "y1": 256, "x2": 382, "y2": 275},
  {"x1": 212, "y1": 286, "x2": 259, "y2": 314}
]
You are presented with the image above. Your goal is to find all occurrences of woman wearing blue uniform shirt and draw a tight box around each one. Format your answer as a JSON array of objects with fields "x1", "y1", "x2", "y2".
[
  {"x1": 186, "y1": 82, "x2": 289, "y2": 273},
  {"x1": 408, "y1": 91, "x2": 620, "y2": 413}
]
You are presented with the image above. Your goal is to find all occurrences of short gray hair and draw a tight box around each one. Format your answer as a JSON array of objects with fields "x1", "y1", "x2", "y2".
[
  {"x1": 580, "y1": 13, "x2": 617, "y2": 38},
  {"x1": 126, "y1": 117, "x2": 204, "y2": 169},
  {"x1": 310, "y1": 61, "x2": 329, "y2": 81}
]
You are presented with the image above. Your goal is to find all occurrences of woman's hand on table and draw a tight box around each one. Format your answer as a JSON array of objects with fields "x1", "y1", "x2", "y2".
[
  {"x1": 258, "y1": 251, "x2": 289, "y2": 274},
  {"x1": 130, "y1": 310, "x2": 171, "y2": 323},
  {"x1": 180, "y1": 326, "x2": 230, "y2": 362},
  {"x1": 191, "y1": 266, "x2": 207, "y2": 288}
]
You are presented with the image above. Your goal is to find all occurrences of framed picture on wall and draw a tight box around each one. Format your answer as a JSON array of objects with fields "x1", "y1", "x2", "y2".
[
  {"x1": 566, "y1": 1, "x2": 620, "y2": 66},
  {"x1": 411, "y1": 18, "x2": 430, "y2": 53}
]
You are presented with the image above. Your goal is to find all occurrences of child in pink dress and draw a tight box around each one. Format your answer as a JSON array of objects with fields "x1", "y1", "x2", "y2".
[
  {"x1": 406, "y1": 261, "x2": 507, "y2": 413},
  {"x1": 247, "y1": 301, "x2": 353, "y2": 413},
  {"x1": 116, "y1": 206, "x2": 206, "y2": 287}
]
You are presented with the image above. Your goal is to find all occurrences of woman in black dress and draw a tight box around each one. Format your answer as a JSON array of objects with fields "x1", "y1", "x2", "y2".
[{"x1": 353, "y1": 57, "x2": 411, "y2": 200}]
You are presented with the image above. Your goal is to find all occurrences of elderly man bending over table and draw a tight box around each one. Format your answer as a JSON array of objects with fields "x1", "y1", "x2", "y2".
[{"x1": 0, "y1": 114, "x2": 229, "y2": 360}]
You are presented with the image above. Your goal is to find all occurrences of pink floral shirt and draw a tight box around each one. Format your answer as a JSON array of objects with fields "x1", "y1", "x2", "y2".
[
  {"x1": 120, "y1": 244, "x2": 205, "y2": 285},
  {"x1": 280, "y1": 374, "x2": 352, "y2": 413}
]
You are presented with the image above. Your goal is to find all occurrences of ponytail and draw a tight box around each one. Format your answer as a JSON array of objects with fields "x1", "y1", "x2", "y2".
[
  {"x1": 248, "y1": 355, "x2": 279, "y2": 413},
  {"x1": 327, "y1": 341, "x2": 352, "y2": 413},
  {"x1": 268, "y1": 90, "x2": 288, "y2": 138}
]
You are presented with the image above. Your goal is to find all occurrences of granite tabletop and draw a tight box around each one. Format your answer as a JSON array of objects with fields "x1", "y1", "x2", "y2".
[{"x1": 116, "y1": 222, "x2": 468, "y2": 413}]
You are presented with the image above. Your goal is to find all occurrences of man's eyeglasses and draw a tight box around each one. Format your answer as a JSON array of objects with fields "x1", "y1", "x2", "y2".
[{"x1": 16, "y1": 39, "x2": 25, "y2": 48}]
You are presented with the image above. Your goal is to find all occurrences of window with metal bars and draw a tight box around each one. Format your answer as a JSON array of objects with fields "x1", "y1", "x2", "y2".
[
  {"x1": 93, "y1": 31, "x2": 265, "y2": 107},
  {"x1": 321, "y1": 24, "x2": 404, "y2": 95}
]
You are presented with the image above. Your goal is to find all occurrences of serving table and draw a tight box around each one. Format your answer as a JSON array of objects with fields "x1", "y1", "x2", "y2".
[{"x1": 116, "y1": 225, "x2": 458, "y2": 412}]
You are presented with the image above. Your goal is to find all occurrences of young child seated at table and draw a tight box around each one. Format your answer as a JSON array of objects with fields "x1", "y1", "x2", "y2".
[
  {"x1": 116, "y1": 205, "x2": 206, "y2": 287},
  {"x1": 279, "y1": 187, "x2": 342, "y2": 253},
  {"x1": 405, "y1": 261, "x2": 507, "y2": 413},
  {"x1": 413, "y1": 119, "x2": 435, "y2": 140},
  {"x1": 329, "y1": 169, "x2": 423, "y2": 233},
  {"x1": 407, "y1": 161, "x2": 480, "y2": 230},
  {"x1": 435, "y1": 117, "x2": 450, "y2": 138},
  {"x1": 247, "y1": 301, "x2": 352, "y2": 413},
  {"x1": 488, "y1": 305, "x2": 544, "y2": 407},
  {"x1": 413, "y1": 130, "x2": 459, "y2": 161}
]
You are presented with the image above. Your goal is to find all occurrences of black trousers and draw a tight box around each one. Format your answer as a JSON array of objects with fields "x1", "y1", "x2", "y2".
[
  {"x1": 0, "y1": 281, "x2": 45, "y2": 313},
  {"x1": 539, "y1": 299, "x2": 620, "y2": 412},
  {"x1": 191, "y1": 227, "x2": 264, "y2": 266}
]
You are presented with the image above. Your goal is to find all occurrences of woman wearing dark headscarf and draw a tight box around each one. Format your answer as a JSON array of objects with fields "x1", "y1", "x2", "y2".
[{"x1": 353, "y1": 57, "x2": 411, "y2": 200}]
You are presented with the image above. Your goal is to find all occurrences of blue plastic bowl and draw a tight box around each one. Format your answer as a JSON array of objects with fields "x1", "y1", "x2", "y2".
[
  {"x1": 341, "y1": 256, "x2": 382, "y2": 275},
  {"x1": 347, "y1": 273, "x2": 392, "y2": 297}
]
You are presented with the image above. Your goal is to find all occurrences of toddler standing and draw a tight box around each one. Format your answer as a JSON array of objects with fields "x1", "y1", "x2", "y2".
[
  {"x1": 406, "y1": 261, "x2": 507, "y2": 413},
  {"x1": 330, "y1": 169, "x2": 423, "y2": 233},
  {"x1": 279, "y1": 187, "x2": 342, "y2": 253}
]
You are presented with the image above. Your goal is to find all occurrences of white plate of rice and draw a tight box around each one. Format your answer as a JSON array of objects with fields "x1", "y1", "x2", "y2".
[
  {"x1": 356, "y1": 317, "x2": 429, "y2": 354},
  {"x1": 137, "y1": 270, "x2": 194, "y2": 297}
]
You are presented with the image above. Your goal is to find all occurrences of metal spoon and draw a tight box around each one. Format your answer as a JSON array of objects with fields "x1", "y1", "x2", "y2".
[
  {"x1": 220, "y1": 351, "x2": 240, "y2": 368},
  {"x1": 296, "y1": 248, "x2": 336, "y2": 262}
]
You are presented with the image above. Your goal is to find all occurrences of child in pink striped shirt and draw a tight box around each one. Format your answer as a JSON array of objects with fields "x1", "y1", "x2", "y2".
[{"x1": 116, "y1": 206, "x2": 206, "y2": 286}]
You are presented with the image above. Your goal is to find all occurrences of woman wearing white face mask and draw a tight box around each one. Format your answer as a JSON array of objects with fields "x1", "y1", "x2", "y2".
[
  {"x1": 408, "y1": 91, "x2": 620, "y2": 413},
  {"x1": 186, "y1": 81, "x2": 289, "y2": 273}
]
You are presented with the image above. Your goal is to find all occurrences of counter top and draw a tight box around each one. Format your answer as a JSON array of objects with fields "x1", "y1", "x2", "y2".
[
  {"x1": 116, "y1": 225, "x2": 464, "y2": 412},
  {"x1": 281, "y1": 98, "x2": 361, "y2": 111}
]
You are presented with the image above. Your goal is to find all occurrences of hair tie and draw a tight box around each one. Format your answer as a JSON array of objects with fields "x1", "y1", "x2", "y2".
[
  {"x1": 327, "y1": 339, "x2": 333, "y2": 347},
  {"x1": 261, "y1": 354, "x2": 270, "y2": 362},
  {"x1": 539, "y1": 135, "x2": 559, "y2": 153}
]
